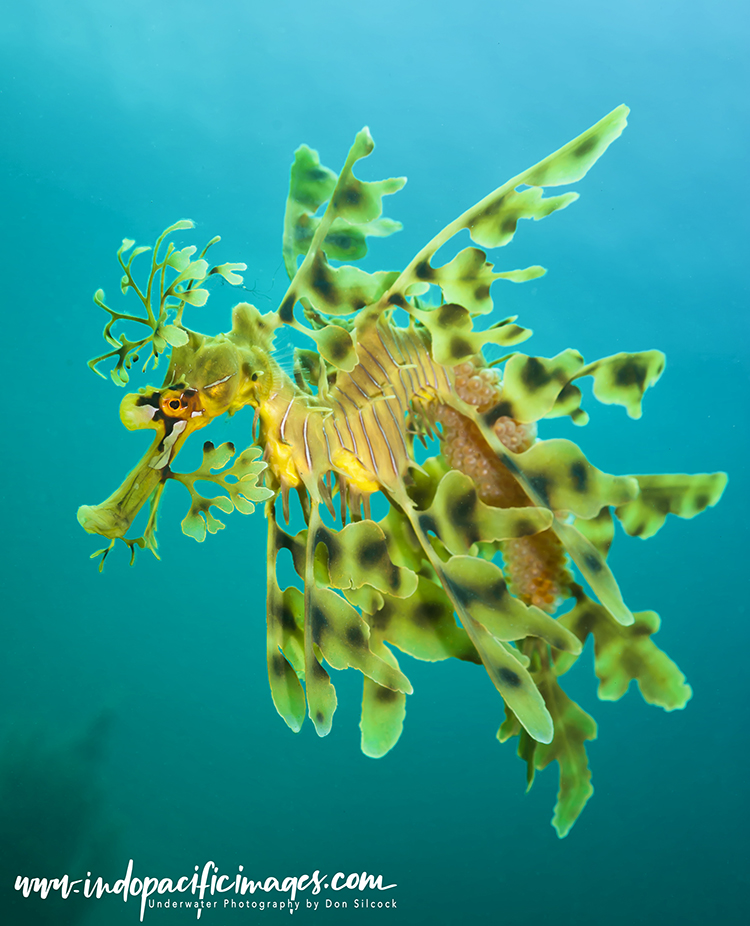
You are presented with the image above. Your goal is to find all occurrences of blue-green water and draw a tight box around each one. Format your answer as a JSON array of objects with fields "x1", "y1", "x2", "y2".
[{"x1": 1, "y1": 1, "x2": 747, "y2": 924}]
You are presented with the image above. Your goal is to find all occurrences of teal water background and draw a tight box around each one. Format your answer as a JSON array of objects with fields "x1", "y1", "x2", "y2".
[{"x1": 1, "y1": 1, "x2": 748, "y2": 924}]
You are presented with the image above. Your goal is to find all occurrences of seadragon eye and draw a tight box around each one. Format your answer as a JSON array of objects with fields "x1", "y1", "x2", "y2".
[{"x1": 159, "y1": 389, "x2": 198, "y2": 418}]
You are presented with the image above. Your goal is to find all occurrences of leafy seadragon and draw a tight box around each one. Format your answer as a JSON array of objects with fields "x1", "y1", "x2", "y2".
[{"x1": 77, "y1": 105, "x2": 727, "y2": 837}]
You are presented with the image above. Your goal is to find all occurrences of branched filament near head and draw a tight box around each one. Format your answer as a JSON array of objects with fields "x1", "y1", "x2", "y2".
[{"x1": 78, "y1": 107, "x2": 727, "y2": 837}]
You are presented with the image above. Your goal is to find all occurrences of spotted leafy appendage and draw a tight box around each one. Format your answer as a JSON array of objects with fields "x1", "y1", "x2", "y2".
[
  {"x1": 533, "y1": 673, "x2": 597, "y2": 838},
  {"x1": 373, "y1": 105, "x2": 629, "y2": 323},
  {"x1": 614, "y1": 473, "x2": 728, "y2": 539},
  {"x1": 555, "y1": 588, "x2": 692, "y2": 710},
  {"x1": 499, "y1": 646, "x2": 597, "y2": 838},
  {"x1": 278, "y1": 128, "x2": 405, "y2": 369}
]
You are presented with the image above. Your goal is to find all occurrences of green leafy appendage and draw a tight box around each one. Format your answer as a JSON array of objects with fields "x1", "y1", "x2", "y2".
[
  {"x1": 171, "y1": 442, "x2": 274, "y2": 542},
  {"x1": 89, "y1": 220, "x2": 247, "y2": 384}
]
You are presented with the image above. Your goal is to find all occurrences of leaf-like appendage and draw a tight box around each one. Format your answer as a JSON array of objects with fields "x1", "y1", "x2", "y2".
[
  {"x1": 375, "y1": 105, "x2": 629, "y2": 314},
  {"x1": 302, "y1": 252, "x2": 399, "y2": 316},
  {"x1": 88, "y1": 221, "x2": 245, "y2": 384},
  {"x1": 614, "y1": 472, "x2": 727, "y2": 539},
  {"x1": 578, "y1": 351, "x2": 666, "y2": 419},
  {"x1": 496, "y1": 438, "x2": 638, "y2": 518},
  {"x1": 441, "y1": 555, "x2": 581, "y2": 655},
  {"x1": 556, "y1": 588, "x2": 693, "y2": 710},
  {"x1": 173, "y1": 442, "x2": 273, "y2": 541},
  {"x1": 314, "y1": 520, "x2": 418, "y2": 599},
  {"x1": 266, "y1": 577, "x2": 306, "y2": 733},
  {"x1": 282, "y1": 135, "x2": 404, "y2": 283},
  {"x1": 360, "y1": 638, "x2": 407, "y2": 759},
  {"x1": 533, "y1": 674, "x2": 597, "y2": 839},
  {"x1": 420, "y1": 469, "x2": 553, "y2": 555},
  {"x1": 572, "y1": 507, "x2": 615, "y2": 559},
  {"x1": 366, "y1": 576, "x2": 479, "y2": 664},
  {"x1": 500, "y1": 350, "x2": 586, "y2": 422},
  {"x1": 309, "y1": 585, "x2": 413, "y2": 695},
  {"x1": 411, "y1": 302, "x2": 532, "y2": 366},
  {"x1": 278, "y1": 129, "x2": 406, "y2": 367}
]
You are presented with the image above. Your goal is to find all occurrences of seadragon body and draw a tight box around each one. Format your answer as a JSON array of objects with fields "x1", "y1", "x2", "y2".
[{"x1": 77, "y1": 105, "x2": 727, "y2": 836}]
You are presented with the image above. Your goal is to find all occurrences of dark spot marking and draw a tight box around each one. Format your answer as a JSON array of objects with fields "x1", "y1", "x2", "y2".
[
  {"x1": 631, "y1": 622, "x2": 653, "y2": 637},
  {"x1": 448, "y1": 335, "x2": 473, "y2": 359},
  {"x1": 414, "y1": 601, "x2": 444, "y2": 625},
  {"x1": 525, "y1": 166, "x2": 547, "y2": 186},
  {"x1": 437, "y1": 303, "x2": 467, "y2": 329},
  {"x1": 375, "y1": 686, "x2": 398, "y2": 703},
  {"x1": 694, "y1": 493, "x2": 709, "y2": 510},
  {"x1": 316, "y1": 526, "x2": 339, "y2": 566},
  {"x1": 136, "y1": 392, "x2": 161, "y2": 408},
  {"x1": 311, "y1": 606, "x2": 328, "y2": 642},
  {"x1": 271, "y1": 653, "x2": 287, "y2": 677},
  {"x1": 388, "y1": 292, "x2": 407, "y2": 307},
  {"x1": 344, "y1": 186, "x2": 361, "y2": 205},
  {"x1": 584, "y1": 552, "x2": 603, "y2": 573},
  {"x1": 526, "y1": 473, "x2": 551, "y2": 507},
  {"x1": 329, "y1": 234, "x2": 352, "y2": 251},
  {"x1": 415, "y1": 260, "x2": 434, "y2": 280},
  {"x1": 444, "y1": 576, "x2": 474, "y2": 609},
  {"x1": 650, "y1": 494, "x2": 671, "y2": 515},
  {"x1": 311, "y1": 263, "x2": 333, "y2": 299},
  {"x1": 487, "y1": 579, "x2": 508, "y2": 604},
  {"x1": 477, "y1": 194, "x2": 505, "y2": 220},
  {"x1": 631, "y1": 523, "x2": 645, "y2": 537},
  {"x1": 312, "y1": 658, "x2": 328, "y2": 679},
  {"x1": 474, "y1": 285, "x2": 490, "y2": 303},
  {"x1": 571, "y1": 607, "x2": 598, "y2": 638},
  {"x1": 521, "y1": 357, "x2": 552, "y2": 391},
  {"x1": 346, "y1": 624, "x2": 366, "y2": 649},
  {"x1": 371, "y1": 600, "x2": 394, "y2": 631},
  {"x1": 615, "y1": 360, "x2": 647, "y2": 389},
  {"x1": 323, "y1": 330, "x2": 351, "y2": 362},
  {"x1": 280, "y1": 605, "x2": 297, "y2": 633},
  {"x1": 514, "y1": 518, "x2": 536, "y2": 536},
  {"x1": 448, "y1": 488, "x2": 477, "y2": 529},
  {"x1": 570, "y1": 461, "x2": 588, "y2": 492},
  {"x1": 573, "y1": 135, "x2": 598, "y2": 159},
  {"x1": 315, "y1": 710, "x2": 325, "y2": 723},
  {"x1": 501, "y1": 215, "x2": 518, "y2": 235},
  {"x1": 357, "y1": 539, "x2": 384, "y2": 567},
  {"x1": 386, "y1": 565, "x2": 401, "y2": 592},
  {"x1": 279, "y1": 295, "x2": 296, "y2": 323},
  {"x1": 483, "y1": 401, "x2": 515, "y2": 426},
  {"x1": 418, "y1": 514, "x2": 439, "y2": 537},
  {"x1": 498, "y1": 667, "x2": 522, "y2": 688}
]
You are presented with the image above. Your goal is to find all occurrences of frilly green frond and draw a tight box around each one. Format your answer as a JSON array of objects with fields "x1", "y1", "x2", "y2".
[
  {"x1": 88, "y1": 220, "x2": 247, "y2": 384},
  {"x1": 171, "y1": 442, "x2": 273, "y2": 542}
]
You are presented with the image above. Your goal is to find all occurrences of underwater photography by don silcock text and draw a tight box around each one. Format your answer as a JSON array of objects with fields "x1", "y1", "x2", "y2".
[{"x1": 1, "y1": 2, "x2": 748, "y2": 925}]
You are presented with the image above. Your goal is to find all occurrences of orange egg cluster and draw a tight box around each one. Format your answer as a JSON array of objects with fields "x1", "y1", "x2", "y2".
[
  {"x1": 434, "y1": 360, "x2": 571, "y2": 613},
  {"x1": 501, "y1": 532, "x2": 572, "y2": 614}
]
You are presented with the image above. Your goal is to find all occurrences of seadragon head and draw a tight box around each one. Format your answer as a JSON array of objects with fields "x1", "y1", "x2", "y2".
[
  {"x1": 77, "y1": 227, "x2": 280, "y2": 562},
  {"x1": 77, "y1": 108, "x2": 728, "y2": 838}
]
